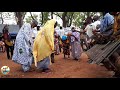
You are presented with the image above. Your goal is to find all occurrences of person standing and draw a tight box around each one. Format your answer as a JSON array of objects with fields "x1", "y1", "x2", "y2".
[
  {"x1": 84, "y1": 17, "x2": 95, "y2": 49},
  {"x1": 33, "y1": 19, "x2": 57, "y2": 73},
  {"x1": 80, "y1": 23, "x2": 88, "y2": 51},
  {"x1": 12, "y1": 20, "x2": 38, "y2": 72},
  {"x1": 2, "y1": 25, "x2": 13, "y2": 59},
  {"x1": 59, "y1": 26, "x2": 65, "y2": 53},
  {"x1": 70, "y1": 27, "x2": 82, "y2": 61},
  {"x1": 61, "y1": 35, "x2": 70, "y2": 59},
  {"x1": 54, "y1": 31, "x2": 60, "y2": 55}
]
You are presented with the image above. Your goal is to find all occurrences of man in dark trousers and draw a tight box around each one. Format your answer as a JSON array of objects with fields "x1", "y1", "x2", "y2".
[{"x1": 3, "y1": 25, "x2": 13, "y2": 59}]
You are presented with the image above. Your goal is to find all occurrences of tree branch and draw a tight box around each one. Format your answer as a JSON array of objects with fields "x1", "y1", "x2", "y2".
[
  {"x1": 30, "y1": 12, "x2": 35, "y2": 20},
  {"x1": 22, "y1": 12, "x2": 26, "y2": 20},
  {"x1": 53, "y1": 12, "x2": 62, "y2": 19}
]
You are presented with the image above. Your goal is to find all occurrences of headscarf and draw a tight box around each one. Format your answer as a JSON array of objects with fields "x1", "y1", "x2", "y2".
[
  {"x1": 33, "y1": 19, "x2": 56, "y2": 67},
  {"x1": 15, "y1": 23, "x2": 33, "y2": 56}
]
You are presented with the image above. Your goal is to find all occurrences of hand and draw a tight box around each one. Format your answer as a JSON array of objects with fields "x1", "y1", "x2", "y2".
[{"x1": 29, "y1": 48, "x2": 33, "y2": 56}]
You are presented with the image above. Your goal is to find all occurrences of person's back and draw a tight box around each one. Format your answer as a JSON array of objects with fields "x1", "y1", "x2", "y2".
[
  {"x1": 84, "y1": 17, "x2": 94, "y2": 38},
  {"x1": 92, "y1": 15, "x2": 101, "y2": 30},
  {"x1": 85, "y1": 24, "x2": 94, "y2": 38},
  {"x1": 100, "y1": 12, "x2": 114, "y2": 34},
  {"x1": 71, "y1": 30, "x2": 80, "y2": 42}
]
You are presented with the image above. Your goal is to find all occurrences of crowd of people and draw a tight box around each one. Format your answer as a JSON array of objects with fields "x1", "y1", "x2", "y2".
[
  {"x1": 1, "y1": 12, "x2": 120, "y2": 77},
  {"x1": 10, "y1": 15, "x2": 102, "y2": 73}
]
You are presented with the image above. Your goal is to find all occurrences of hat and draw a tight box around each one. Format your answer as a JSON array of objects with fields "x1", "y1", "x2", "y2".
[{"x1": 32, "y1": 20, "x2": 38, "y2": 26}]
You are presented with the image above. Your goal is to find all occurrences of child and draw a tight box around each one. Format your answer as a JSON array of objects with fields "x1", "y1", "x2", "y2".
[{"x1": 61, "y1": 35, "x2": 70, "y2": 59}]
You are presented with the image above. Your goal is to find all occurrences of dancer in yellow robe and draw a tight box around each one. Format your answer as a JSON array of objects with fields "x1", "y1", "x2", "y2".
[{"x1": 33, "y1": 19, "x2": 57, "y2": 73}]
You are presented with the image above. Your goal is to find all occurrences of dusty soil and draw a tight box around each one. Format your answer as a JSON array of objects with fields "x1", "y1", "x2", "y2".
[{"x1": 0, "y1": 51, "x2": 114, "y2": 78}]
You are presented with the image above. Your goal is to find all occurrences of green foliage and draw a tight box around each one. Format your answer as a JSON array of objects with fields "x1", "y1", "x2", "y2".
[
  {"x1": 24, "y1": 12, "x2": 102, "y2": 27},
  {"x1": 72, "y1": 12, "x2": 102, "y2": 27}
]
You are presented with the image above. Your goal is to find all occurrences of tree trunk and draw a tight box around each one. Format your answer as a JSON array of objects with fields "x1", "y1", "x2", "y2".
[
  {"x1": 41, "y1": 12, "x2": 44, "y2": 25},
  {"x1": 68, "y1": 13, "x2": 74, "y2": 27},
  {"x1": 15, "y1": 12, "x2": 26, "y2": 28},
  {"x1": 51, "y1": 12, "x2": 53, "y2": 19},
  {"x1": 87, "y1": 12, "x2": 90, "y2": 17},
  {"x1": 62, "y1": 12, "x2": 67, "y2": 28},
  {"x1": 30, "y1": 12, "x2": 35, "y2": 20},
  {"x1": 0, "y1": 12, "x2": 4, "y2": 24},
  {"x1": 17, "y1": 16, "x2": 23, "y2": 28}
]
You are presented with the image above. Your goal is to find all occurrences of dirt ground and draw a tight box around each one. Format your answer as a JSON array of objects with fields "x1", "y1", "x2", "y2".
[{"x1": 0, "y1": 51, "x2": 114, "y2": 78}]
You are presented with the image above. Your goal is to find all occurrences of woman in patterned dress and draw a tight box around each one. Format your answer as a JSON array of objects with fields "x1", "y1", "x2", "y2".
[
  {"x1": 12, "y1": 20, "x2": 38, "y2": 72},
  {"x1": 70, "y1": 27, "x2": 83, "y2": 61},
  {"x1": 54, "y1": 31, "x2": 60, "y2": 55}
]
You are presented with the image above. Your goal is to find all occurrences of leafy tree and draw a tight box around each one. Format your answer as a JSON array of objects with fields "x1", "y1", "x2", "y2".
[{"x1": 0, "y1": 12, "x2": 15, "y2": 24}]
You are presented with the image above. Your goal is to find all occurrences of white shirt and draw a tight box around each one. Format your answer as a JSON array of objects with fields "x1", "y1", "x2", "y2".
[
  {"x1": 92, "y1": 20, "x2": 101, "y2": 30},
  {"x1": 55, "y1": 29, "x2": 60, "y2": 36},
  {"x1": 64, "y1": 27, "x2": 71, "y2": 35},
  {"x1": 85, "y1": 24, "x2": 94, "y2": 38},
  {"x1": 59, "y1": 29, "x2": 65, "y2": 38}
]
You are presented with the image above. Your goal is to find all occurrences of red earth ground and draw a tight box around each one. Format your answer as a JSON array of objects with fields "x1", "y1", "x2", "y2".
[{"x1": 0, "y1": 51, "x2": 114, "y2": 78}]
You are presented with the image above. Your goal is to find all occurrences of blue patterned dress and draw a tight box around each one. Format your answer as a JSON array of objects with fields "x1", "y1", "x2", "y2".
[{"x1": 12, "y1": 23, "x2": 34, "y2": 72}]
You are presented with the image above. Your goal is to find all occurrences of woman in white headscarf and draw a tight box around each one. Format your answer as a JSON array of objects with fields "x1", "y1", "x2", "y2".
[{"x1": 12, "y1": 20, "x2": 38, "y2": 72}]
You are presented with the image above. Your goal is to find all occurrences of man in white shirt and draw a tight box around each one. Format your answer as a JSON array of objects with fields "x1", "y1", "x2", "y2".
[
  {"x1": 84, "y1": 17, "x2": 96, "y2": 48},
  {"x1": 59, "y1": 26, "x2": 65, "y2": 38},
  {"x1": 92, "y1": 15, "x2": 101, "y2": 32},
  {"x1": 84, "y1": 17, "x2": 94, "y2": 38}
]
